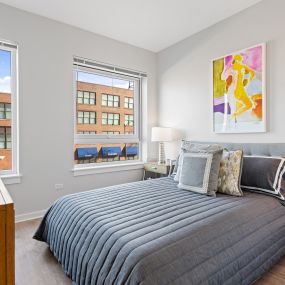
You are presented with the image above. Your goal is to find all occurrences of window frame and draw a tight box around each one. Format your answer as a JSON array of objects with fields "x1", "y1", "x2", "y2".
[
  {"x1": 0, "y1": 103, "x2": 11, "y2": 119},
  {"x1": 73, "y1": 62, "x2": 142, "y2": 168},
  {"x1": 0, "y1": 41, "x2": 19, "y2": 177},
  {"x1": 0, "y1": 127, "x2": 11, "y2": 149},
  {"x1": 124, "y1": 114, "x2": 134, "y2": 126},
  {"x1": 101, "y1": 94, "x2": 120, "y2": 108},
  {"x1": 77, "y1": 111, "x2": 96, "y2": 124},
  {"x1": 77, "y1": 90, "x2": 96, "y2": 105},
  {"x1": 124, "y1": 97, "x2": 134, "y2": 109},
  {"x1": 101, "y1": 112, "x2": 120, "y2": 126}
]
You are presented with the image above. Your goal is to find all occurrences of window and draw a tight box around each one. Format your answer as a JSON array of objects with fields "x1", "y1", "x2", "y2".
[
  {"x1": 124, "y1": 97, "x2": 133, "y2": 109},
  {"x1": 0, "y1": 127, "x2": 11, "y2": 149},
  {"x1": 78, "y1": 131, "x2": 96, "y2": 134},
  {"x1": 0, "y1": 103, "x2": 11, "y2": 119},
  {"x1": 77, "y1": 91, "x2": 96, "y2": 105},
  {"x1": 102, "y1": 131, "x2": 120, "y2": 135},
  {"x1": 77, "y1": 111, "x2": 96, "y2": 124},
  {"x1": 125, "y1": 114, "x2": 134, "y2": 126},
  {"x1": 74, "y1": 56, "x2": 145, "y2": 167},
  {"x1": 102, "y1": 94, "x2": 119, "y2": 107},
  {"x1": 102, "y1": 113, "x2": 120, "y2": 125},
  {"x1": 0, "y1": 41, "x2": 18, "y2": 174}
]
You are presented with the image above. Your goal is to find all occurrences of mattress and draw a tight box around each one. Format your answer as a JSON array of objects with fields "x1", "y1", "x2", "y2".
[{"x1": 34, "y1": 177, "x2": 285, "y2": 285}]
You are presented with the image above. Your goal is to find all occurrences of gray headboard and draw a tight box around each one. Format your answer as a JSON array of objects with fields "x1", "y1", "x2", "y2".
[{"x1": 192, "y1": 141, "x2": 285, "y2": 157}]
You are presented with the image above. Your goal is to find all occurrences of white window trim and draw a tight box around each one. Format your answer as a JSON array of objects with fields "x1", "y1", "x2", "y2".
[
  {"x1": 73, "y1": 57, "x2": 144, "y2": 173},
  {"x1": 1, "y1": 173, "x2": 22, "y2": 184},
  {"x1": 0, "y1": 40, "x2": 19, "y2": 182}
]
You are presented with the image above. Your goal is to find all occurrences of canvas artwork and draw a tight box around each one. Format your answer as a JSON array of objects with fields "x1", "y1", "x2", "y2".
[{"x1": 213, "y1": 44, "x2": 266, "y2": 133}]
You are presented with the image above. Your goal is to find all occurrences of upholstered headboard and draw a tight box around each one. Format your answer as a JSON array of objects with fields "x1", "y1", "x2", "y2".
[{"x1": 192, "y1": 141, "x2": 285, "y2": 157}]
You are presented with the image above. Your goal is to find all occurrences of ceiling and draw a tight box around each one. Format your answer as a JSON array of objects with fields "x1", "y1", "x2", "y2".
[{"x1": 0, "y1": 0, "x2": 262, "y2": 52}]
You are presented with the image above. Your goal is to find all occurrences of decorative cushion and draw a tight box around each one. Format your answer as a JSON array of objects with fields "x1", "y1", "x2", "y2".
[
  {"x1": 178, "y1": 153, "x2": 214, "y2": 195},
  {"x1": 176, "y1": 144, "x2": 223, "y2": 196},
  {"x1": 217, "y1": 150, "x2": 244, "y2": 196},
  {"x1": 241, "y1": 156, "x2": 285, "y2": 201},
  {"x1": 174, "y1": 142, "x2": 223, "y2": 182}
]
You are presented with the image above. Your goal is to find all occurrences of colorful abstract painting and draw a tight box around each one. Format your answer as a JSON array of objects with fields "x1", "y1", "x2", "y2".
[{"x1": 213, "y1": 44, "x2": 266, "y2": 133}]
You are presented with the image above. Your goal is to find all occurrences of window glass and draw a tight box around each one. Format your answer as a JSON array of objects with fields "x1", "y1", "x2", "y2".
[
  {"x1": 77, "y1": 91, "x2": 83, "y2": 104},
  {"x1": 77, "y1": 90, "x2": 96, "y2": 105},
  {"x1": 124, "y1": 97, "x2": 134, "y2": 109},
  {"x1": 6, "y1": 103, "x2": 11, "y2": 119},
  {"x1": 0, "y1": 45, "x2": 17, "y2": 172},
  {"x1": 125, "y1": 114, "x2": 134, "y2": 126},
  {"x1": 74, "y1": 65, "x2": 140, "y2": 166},
  {"x1": 0, "y1": 127, "x2": 5, "y2": 149}
]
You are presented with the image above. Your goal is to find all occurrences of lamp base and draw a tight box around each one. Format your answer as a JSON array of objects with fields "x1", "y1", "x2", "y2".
[{"x1": 158, "y1": 142, "x2": 166, "y2": 165}]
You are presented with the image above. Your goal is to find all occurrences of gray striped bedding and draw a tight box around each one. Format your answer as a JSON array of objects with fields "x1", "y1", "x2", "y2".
[{"x1": 34, "y1": 177, "x2": 285, "y2": 285}]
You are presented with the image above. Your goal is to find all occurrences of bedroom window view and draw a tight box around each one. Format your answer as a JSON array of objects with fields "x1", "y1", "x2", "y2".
[
  {"x1": 74, "y1": 62, "x2": 140, "y2": 165},
  {"x1": 0, "y1": 45, "x2": 16, "y2": 173}
]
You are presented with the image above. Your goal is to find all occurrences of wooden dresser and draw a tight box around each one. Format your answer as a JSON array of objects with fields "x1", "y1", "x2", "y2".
[{"x1": 0, "y1": 179, "x2": 14, "y2": 285}]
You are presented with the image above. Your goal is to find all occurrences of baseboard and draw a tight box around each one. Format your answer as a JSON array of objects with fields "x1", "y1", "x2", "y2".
[{"x1": 15, "y1": 209, "x2": 46, "y2": 223}]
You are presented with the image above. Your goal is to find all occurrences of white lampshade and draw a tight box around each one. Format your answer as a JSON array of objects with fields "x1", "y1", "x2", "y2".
[{"x1": 151, "y1": 127, "x2": 174, "y2": 142}]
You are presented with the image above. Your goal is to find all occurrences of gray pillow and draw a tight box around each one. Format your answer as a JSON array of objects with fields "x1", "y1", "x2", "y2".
[
  {"x1": 177, "y1": 145, "x2": 223, "y2": 196},
  {"x1": 174, "y1": 142, "x2": 223, "y2": 182},
  {"x1": 178, "y1": 153, "x2": 214, "y2": 195},
  {"x1": 241, "y1": 155, "x2": 285, "y2": 201}
]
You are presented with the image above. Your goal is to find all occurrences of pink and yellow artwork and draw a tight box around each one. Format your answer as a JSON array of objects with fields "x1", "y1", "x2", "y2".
[{"x1": 213, "y1": 44, "x2": 266, "y2": 133}]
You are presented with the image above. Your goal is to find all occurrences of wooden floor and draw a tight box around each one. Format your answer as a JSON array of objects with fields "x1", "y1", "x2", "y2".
[{"x1": 15, "y1": 219, "x2": 285, "y2": 285}]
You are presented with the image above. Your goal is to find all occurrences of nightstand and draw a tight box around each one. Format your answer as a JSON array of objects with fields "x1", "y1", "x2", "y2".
[{"x1": 143, "y1": 162, "x2": 173, "y2": 180}]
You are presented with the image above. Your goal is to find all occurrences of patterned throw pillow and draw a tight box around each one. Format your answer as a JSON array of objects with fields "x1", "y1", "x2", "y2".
[
  {"x1": 241, "y1": 156, "x2": 285, "y2": 201},
  {"x1": 217, "y1": 150, "x2": 244, "y2": 197}
]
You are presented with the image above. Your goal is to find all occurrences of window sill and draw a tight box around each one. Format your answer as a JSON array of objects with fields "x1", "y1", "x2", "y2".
[
  {"x1": 72, "y1": 162, "x2": 144, "y2": 176},
  {"x1": 1, "y1": 173, "x2": 22, "y2": 185}
]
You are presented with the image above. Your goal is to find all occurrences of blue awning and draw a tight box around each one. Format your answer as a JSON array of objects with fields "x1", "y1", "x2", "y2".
[
  {"x1": 126, "y1": 146, "x2": 138, "y2": 156},
  {"x1": 77, "y1": 147, "x2": 98, "y2": 159},
  {"x1": 102, "y1": 147, "x2": 122, "y2": 157}
]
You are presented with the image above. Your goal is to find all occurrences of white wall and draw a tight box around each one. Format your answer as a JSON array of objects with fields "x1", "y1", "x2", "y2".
[
  {"x1": 158, "y1": 0, "x2": 285, "y2": 159},
  {"x1": 0, "y1": 3, "x2": 158, "y2": 216}
]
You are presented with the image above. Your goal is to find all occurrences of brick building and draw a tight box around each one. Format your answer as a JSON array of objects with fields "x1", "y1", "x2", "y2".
[
  {"x1": 0, "y1": 92, "x2": 12, "y2": 170},
  {"x1": 74, "y1": 81, "x2": 138, "y2": 164}
]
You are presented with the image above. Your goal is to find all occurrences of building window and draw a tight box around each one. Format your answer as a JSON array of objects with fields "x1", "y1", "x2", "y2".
[
  {"x1": 0, "y1": 103, "x2": 11, "y2": 119},
  {"x1": 74, "y1": 57, "x2": 144, "y2": 166},
  {"x1": 77, "y1": 111, "x2": 96, "y2": 124},
  {"x1": 102, "y1": 131, "x2": 120, "y2": 135},
  {"x1": 77, "y1": 91, "x2": 96, "y2": 105},
  {"x1": 124, "y1": 97, "x2": 133, "y2": 109},
  {"x1": 102, "y1": 94, "x2": 119, "y2": 107},
  {"x1": 78, "y1": 131, "x2": 96, "y2": 134},
  {"x1": 102, "y1": 113, "x2": 120, "y2": 125},
  {"x1": 125, "y1": 114, "x2": 134, "y2": 126},
  {"x1": 0, "y1": 41, "x2": 18, "y2": 174},
  {"x1": 0, "y1": 127, "x2": 11, "y2": 149}
]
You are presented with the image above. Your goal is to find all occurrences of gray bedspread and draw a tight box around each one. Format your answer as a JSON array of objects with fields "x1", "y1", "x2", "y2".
[{"x1": 34, "y1": 177, "x2": 285, "y2": 285}]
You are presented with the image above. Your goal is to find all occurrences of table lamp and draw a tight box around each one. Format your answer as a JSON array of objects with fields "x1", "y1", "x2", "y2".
[{"x1": 151, "y1": 127, "x2": 175, "y2": 164}]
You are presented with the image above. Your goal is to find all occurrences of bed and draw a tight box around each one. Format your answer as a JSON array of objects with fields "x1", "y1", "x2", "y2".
[{"x1": 34, "y1": 143, "x2": 285, "y2": 285}]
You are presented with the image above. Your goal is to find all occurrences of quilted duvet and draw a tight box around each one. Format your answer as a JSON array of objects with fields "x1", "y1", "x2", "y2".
[{"x1": 34, "y1": 177, "x2": 285, "y2": 285}]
